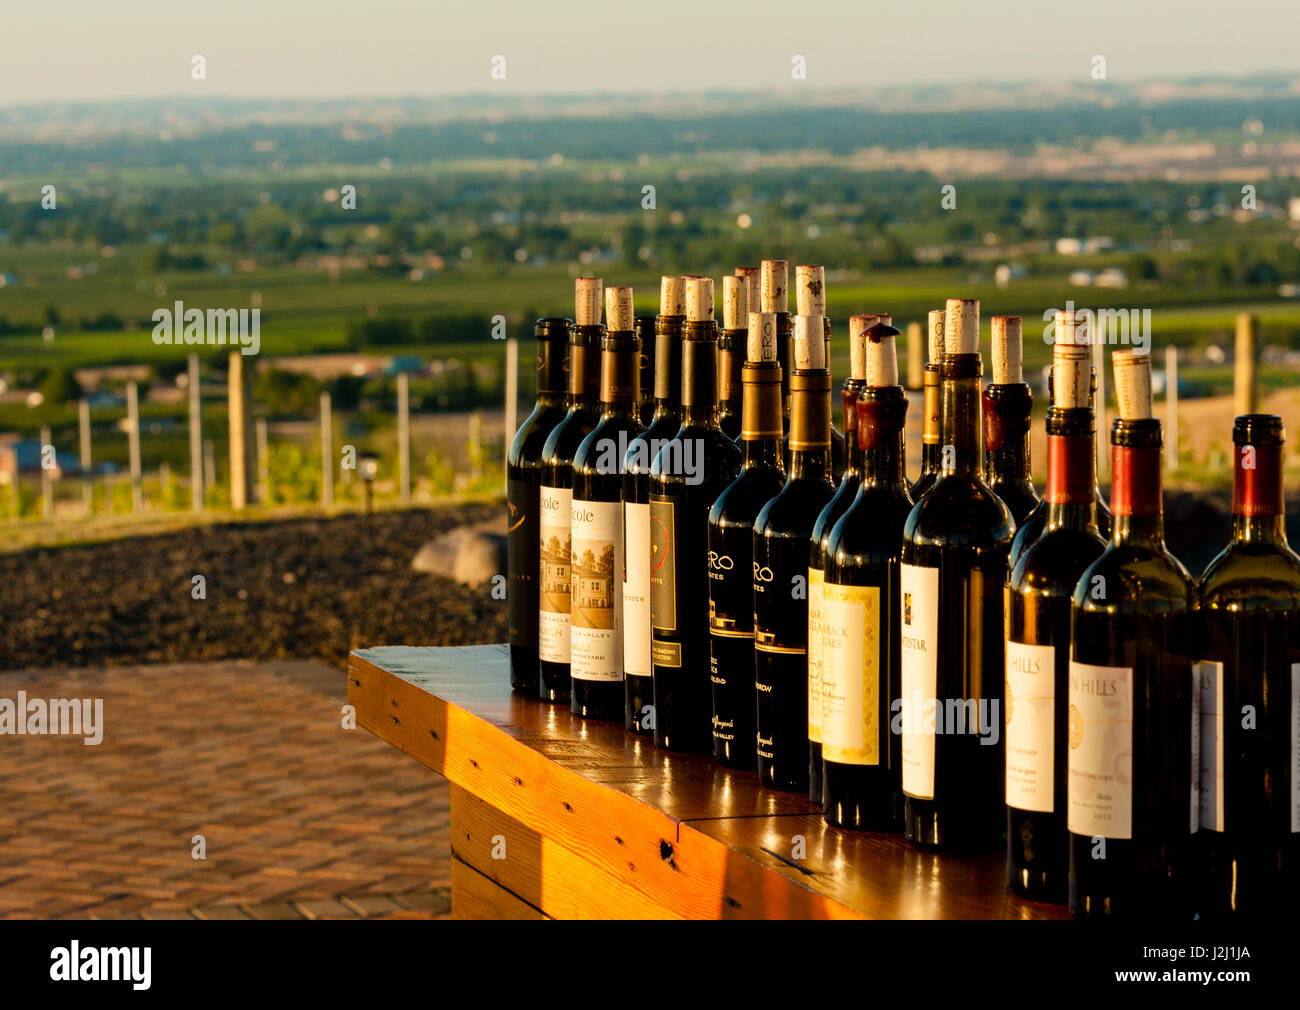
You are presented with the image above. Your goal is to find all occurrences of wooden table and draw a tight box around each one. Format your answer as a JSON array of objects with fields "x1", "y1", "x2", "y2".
[{"x1": 348, "y1": 644, "x2": 1067, "y2": 920}]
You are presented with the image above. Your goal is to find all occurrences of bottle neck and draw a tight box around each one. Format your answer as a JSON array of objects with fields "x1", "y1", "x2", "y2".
[
  {"x1": 858, "y1": 388, "x2": 908, "y2": 489},
  {"x1": 920, "y1": 365, "x2": 941, "y2": 473},
  {"x1": 599, "y1": 332, "x2": 640, "y2": 419},
  {"x1": 841, "y1": 380, "x2": 863, "y2": 476},
  {"x1": 652, "y1": 315, "x2": 684, "y2": 417},
  {"x1": 1045, "y1": 410, "x2": 1099, "y2": 533},
  {"x1": 718, "y1": 331, "x2": 744, "y2": 410},
  {"x1": 789, "y1": 369, "x2": 831, "y2": 479},
  {"x1": 983, "y1": 383, "x2": 1033, "y2": 490},
  {"x1": 939, "y1": 357, "x2": 983, "y2": 478},
  {"x1": 1110, "y1": 426, "x2": 1165, "y2": 547},
  {"x1": 568, "y1": 326, "x2": 603, "y2": 410},
  {"x1": 1232, "y1": 442, "x2": 1288, "y2": 545},
  {"x1": 680, "y1": 322, "x2": 720, "y2": 428},
  {"x1": 741, "y1": 361, "x2": 785, "y2": 468}
]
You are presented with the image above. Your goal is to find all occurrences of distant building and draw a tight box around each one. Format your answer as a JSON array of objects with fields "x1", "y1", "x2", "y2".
[
  {"x1": 0, "y1": 436, "x2": 78, "y2": 483},
  {"x1": 1095, "y1": 268, "x2": 1129, "y2": 289},
  {"x1": 1289, "y1": 197, "x2": 1300, "y2": 223},
  {"x1": 1055, "y1": 238, "x2": 1083, "y2": 256}
]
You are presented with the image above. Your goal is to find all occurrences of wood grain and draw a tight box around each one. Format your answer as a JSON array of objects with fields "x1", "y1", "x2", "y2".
[{"x1": 451, "y1": 854, "x2": 548, "y2": 920}]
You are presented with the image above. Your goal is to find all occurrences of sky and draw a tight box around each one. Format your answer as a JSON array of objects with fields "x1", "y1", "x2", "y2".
[{"x1": 1, "y1": 0, "x2": 1296, "y2": 104}]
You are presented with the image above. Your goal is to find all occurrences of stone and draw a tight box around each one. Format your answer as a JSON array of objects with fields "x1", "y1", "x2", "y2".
[{"x1": 412, "y1": 516, "x2": 507, "y2": 588}]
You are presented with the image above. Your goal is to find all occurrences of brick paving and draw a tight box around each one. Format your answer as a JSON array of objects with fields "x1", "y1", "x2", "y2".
[{"x1": 0, "y1": 661, "x2": 452, "y2": 919}]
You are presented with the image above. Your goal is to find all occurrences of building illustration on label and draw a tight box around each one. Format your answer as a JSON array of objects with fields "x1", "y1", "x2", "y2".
[{"x1": 571, "y1": 542, "x2": 616, "y2": 628}]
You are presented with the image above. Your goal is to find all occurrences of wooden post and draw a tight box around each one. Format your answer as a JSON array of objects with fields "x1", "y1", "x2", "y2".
[
  {"x1": 1235, "y1": 313, "x2": 1257, "y2": 416},
  {"x1": 188, "y1": 354, "x2": 203, "y2": 511},
  {"x1": 1092, "y1": 336, "x2": 1108, "y2": 478},
  {"x1": 320, "y1": 391, "x2": 334, "y2": 507},
  {"x1": 504, "y1": 337, "x2": 518, "y2": 492},
  {"x1": 127, "y1": 380, "x2": 143, "y2": 512},
  {"x1": 256, "y1": 418, "x2": 269, "y2": 505},
  {"x1": 79, "y1": 397, "x2": 92, "y2": 514},
  {"x1": 203, "y1": 439, "x2": 216, "y2": 500},
  {"x1": 40, "y1": 424, "x2": 54, "y2": 520},
  {"x1": 470, "y1": 411, "x2": 483, "y2": 478},
  {"x1": 397, "y1": 370, "x2": 411, "y2": 503},
  {"x1": 1165, "y1": 345, "x2": 1179, "y2": 473},
  {"x1": 906, "y1": 321, "x2": 924, "y2": 389},
  {"x1": 228, "y1": 352, "x2": 249, "y2": 509}
]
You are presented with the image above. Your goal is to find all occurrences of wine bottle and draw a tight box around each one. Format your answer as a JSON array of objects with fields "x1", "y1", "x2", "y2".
[
  {"x1": 717, "y1": 275, "x2": 748, "y2": 441},
  {"x1": 507, "y1": 316, "x2": 571, "y2": 694},
  {"x1": 1069, "y1": 349, "x2": 1195, "y2": 917},
  {"x1": 1004, "y1": 323, "x2": 1106, "y2": 902},
  {"x1": 538, "y1": 278, "x2": 605, "y2": 704},
  {"x1": 754, "y1": 315, "x2": 838, "y2": 790},
  {"x1": 809, "y1": 312, "x2": 888, "y2": 804},
  {"x1": 635, "y1": 314, "x2": 656, "y2": 427},
  {"x1": 795, "y1": 265, "x2": 846, "y2": 481},
  {"x1": 909, "y1": 309, "x2": 944, "y2": 501},
  {"x1": 1007, "y1": 325, "x2": 1112, "y2": 571},
  {"x1": 622, "y1": 276, "x2": 685, "y2": 735},
  {"x1": 900, "y1": 298, "x2": 1014, "y2": 850},
  {"x1": 760, "y1": 260, "x2": 793, "y2": 437},
  {"x1": 1196, "y1": 413, "x2": 1300, "y2": 917},
  {"x1": 650, "y1": 276, "x2": 743, "y2": 752},
  {"x1": 822, "y1": 322, "x2": 913, "y2": 830},
  {"x1": 571, "y1": 286, "x2": 644, "y2": 720},
  {"x1": 708, "y1": 311, "x2": 786, "y2": 768},
  {"x1": 983, "y1": 316, "x2": 1041, "y2": 526}
]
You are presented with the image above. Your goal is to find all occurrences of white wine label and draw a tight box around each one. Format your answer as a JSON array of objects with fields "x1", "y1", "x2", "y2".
[
  {"x1": 900, "y1": 563, "x2": 939, "y2": 799},
  {"x1": 1190, "y1": 660, "x2": 1201, "y2": 834},
  {"x1": 622, "y1": 502, "x2": 652, "y2": 681},
  {"x1": 538, "y1": 485, "x2": 572, "y2": 663},
  {"x1": 821, "y1": 582, "x2": 881, "y2": 766},
  {"x1": 1005, "y1": 639, "x2": 1057, "y2": 813},
  {"x1": 570, "y1": 499, "x2": 622, "y2": 683},
  {"x1": 1292, "y1": 663, "x2": 1300, "y2": 833},
  {"x1": 1067, "y1": 661, "x2": 1133, "y2": 840},
  {"x1": 807, "y1": 568, "x2": 825, "y2": 743}
]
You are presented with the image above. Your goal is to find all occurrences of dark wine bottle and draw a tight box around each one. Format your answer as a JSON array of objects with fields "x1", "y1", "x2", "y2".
[
  {"x1": 717, "y1": 275, "x2": 748, "y2": 441},
  {"x1": 900, "y1": 298, "x2": 1014, "y2": 850},
  {"x1": 909, "y1": 309, "x2": 944, "y2": 501},
  {"x1": 635, "y1": 314, "x2": 656, "y2": 427},
  {"x1": 754, "y1": 315, "x2": 837, "y2": 790},
  {"x1": 983, "y1": 315, "x2": 1040, "y2": 527},
  {"x1": 794, "y1": 265, "x2": 846, "y2": 481},
  {"x1": 538, "y1": 277, "x2": 605, "y2": 705},
  {"x1": 571, "y1": 287, "x2": 644, "y2": 720},
  {"x1": 1196, "y1": 413, "x2": 1300, "y2": 917},
  {"x1": 809, "y1": 312, "x2": 887, "y2": 804},
  {"x1": 821, "y1": 323, "x2": 913, "y2": 830},
  {"x1": 1004, "y1": 331, "x2": 1106, "y2": 903},
  {"x1": 708, "y1": 311, "x2": 786, "y2": 768},
  {"x1": 1069, "y1": 349, "x2": 1195, "y2": 918},
  {"x1": 622, "y1": 276, "x2": 685, "y2": 736},
  {"x1": 650, "y1": 277, "x2": 743, "y2": 752},
  {"x1": 506, "y1": 316, "x2": 571, "y2": 694},
  {"x1": 1007, "y1": 329, "x2": 1112, "y2": 571}
]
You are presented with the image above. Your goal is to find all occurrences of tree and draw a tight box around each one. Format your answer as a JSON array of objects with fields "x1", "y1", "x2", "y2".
[{"x1": 40, "y1": 366, "x2": 82, "y2": 406}]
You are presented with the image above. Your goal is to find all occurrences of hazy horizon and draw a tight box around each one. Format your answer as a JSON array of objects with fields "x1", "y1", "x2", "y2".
[{"x1": 3, "y1": 0, "x2": 1296, "y2": 105}]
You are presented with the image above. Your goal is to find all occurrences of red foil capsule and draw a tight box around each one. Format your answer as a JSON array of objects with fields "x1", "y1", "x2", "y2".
[
  {"x1": 1110, "y1": 444, "x2": 1162, "y2": 517},
  {"x1": 1233, "y1": 443, "x2": 1283, "y2": 517}
]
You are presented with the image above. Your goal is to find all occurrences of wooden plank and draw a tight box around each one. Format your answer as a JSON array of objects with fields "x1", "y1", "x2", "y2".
[
  {"x1": 451, "y1": 785, "x2": 681, "y2": 920},
  {"x1": 451, "y1": 854, "x2": 548, "y2": 920},
  {"x1": 349, "y1": 646, "x2": 858, "y2": 919}
]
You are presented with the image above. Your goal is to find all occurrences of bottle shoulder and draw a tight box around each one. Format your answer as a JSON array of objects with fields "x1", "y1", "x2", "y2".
[
  {"x1": 811, "y1": 476, "x2": 861, "y2": 544},
  {"x1": 825, "y1": 485, "x2": 914, "y2": 563},
  {"x1": 540, "y1": 406, "x2": 598, "y2": 463},
  {"x1": 573, "y1": 416, "x2": 643, "y2": 474},
  {"x1": 1198, "y1": 539, "x2": 1300, "y2": 611},
  {"x1": 710, "y1": 465, "x2": 787, "y2": 526},
  {"x1": 1073, "y1": 541, "x2": 1196, "y2": 612},
  {"x1": 509, "y1": 403, "x2": 568, "y2": 467},
  {"x1": 1009, "y1": 526, "x2": 1107, "y2": 596},
  {"x1": 753, "y1": 476, "x2": 837, "y2": 539},
  {"x1": 903, "y1": 473, "x2": 1015, "y2": 548}
]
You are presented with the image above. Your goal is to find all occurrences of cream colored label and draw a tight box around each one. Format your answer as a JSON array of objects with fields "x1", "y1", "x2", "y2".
[
  {"x1": 1067, "y1": 661, "x2": 1133, "y2": 840},
  {"x1": 538, "y1": 486, "x2": 572, "y2": 663},
  {"x1": 570, "y1": 499, "x2": 622, "y2": 683},
  {"x1": 621, "y1": 502, "x2": 652, "y2": 681},
  {"x1": 900, "y1": 563, "x2": 939, "y2": 799},
  {"x1": 821, "y1": 582, "x2": 881, "y2": 766},
  {"x1": 807, "y1": 568, "x2": 825, "y2": 742},
  {"x1": 1005, "y1": 640, "x2": 1057, "y2": 813}
]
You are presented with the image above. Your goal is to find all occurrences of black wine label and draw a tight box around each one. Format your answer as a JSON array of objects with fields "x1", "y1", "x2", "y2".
[
  {"x1": 649, "y1": 494, "x2": 677, "y2": 632},
  {"x1": 507, "y1": 476, "x2": 537, "y2": 648},
  {"x1": 708, "y1": 521, "x2": 754, "y2": 637},
  {"x1": 652, "y1": 640, "x2": 682, "y2": 668},
  {"x1": 753, "y1": 535, "x2": 810, "y2": 653}
]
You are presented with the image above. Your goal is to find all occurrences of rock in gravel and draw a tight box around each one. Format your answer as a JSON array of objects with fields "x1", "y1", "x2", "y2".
[{"x1": 411, "y1": 515, "x2": 507, "y2": 588}]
